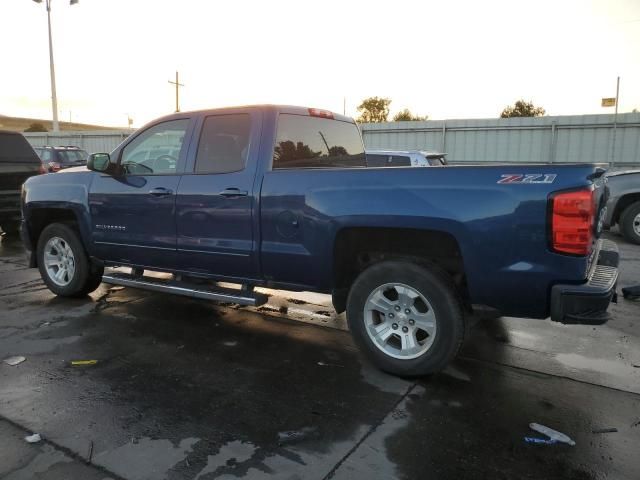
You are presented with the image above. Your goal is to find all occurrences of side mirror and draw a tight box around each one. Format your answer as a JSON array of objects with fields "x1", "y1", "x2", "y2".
[{"x1": 87, "y1": 153, "x2": 111, "y2": 173}]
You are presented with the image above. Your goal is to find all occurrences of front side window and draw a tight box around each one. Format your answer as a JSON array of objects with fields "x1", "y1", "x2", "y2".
[
  {"x1": 195, "y1": 114, "x2": 251, "y2": 174},
  {"x1": 120, "y1": 119, "x2": 189, "y2": 175},
  {"x1": 273, "y1": 114, "x2": 365, "y2": 169}
]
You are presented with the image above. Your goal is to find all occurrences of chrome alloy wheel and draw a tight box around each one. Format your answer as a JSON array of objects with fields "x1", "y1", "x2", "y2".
[
  {"x1": 43, "y1": 236, "x2": 76, "y2": 286},
  {"x1": 364, "y1": 283, "x2": 437, "y2": 360},
  {"x1": 634, "y1": 213, "x2": 640, "y2": 236}
]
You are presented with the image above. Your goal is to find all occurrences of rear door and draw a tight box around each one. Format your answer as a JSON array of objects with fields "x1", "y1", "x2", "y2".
[
  {"x1": 175, "y1": 109, "x2": 262, "y2": 279},
  {"x1": 89, "y1": 118, "x2": 193, "y2": 268}
]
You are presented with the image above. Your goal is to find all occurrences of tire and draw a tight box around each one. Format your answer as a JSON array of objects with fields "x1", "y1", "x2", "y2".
[
  {"x1": 1, "y1": 220, "x2": 20, "y2": 236},
  {"x1": 620, "y1": 201, "x2": 640, "y2": 245},
  {"x1": 37, "y1": 223, "x2": 104, "y2": 297},
  {"x1": 346, "y1": 260, "x2": 465, "y2": 376}
]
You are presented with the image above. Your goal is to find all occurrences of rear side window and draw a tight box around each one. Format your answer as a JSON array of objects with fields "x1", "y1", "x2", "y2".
[
  {"x1": 0, "y1": 133, "x2": 39, "y2": 163},
  {"x1": 273, "y1": 114, "x2": 365, "y2": 169},
  {"x1": 195, "y1": 114, "x2": 251, "y2": 174},
  {"x1": 366, "y1": 154, "x2": 410, "y2": 167}
]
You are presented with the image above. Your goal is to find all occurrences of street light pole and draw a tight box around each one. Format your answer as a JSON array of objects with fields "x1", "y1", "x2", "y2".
[
  {"x1": 33, "y1": 0, "x2": 78, "y2": 132},
  {"x1": 611, "y1": 76, "x2": 620, "y2": 167},
  {"x1": 45, "y1": 0, "x2": 59, "y2": 132}
]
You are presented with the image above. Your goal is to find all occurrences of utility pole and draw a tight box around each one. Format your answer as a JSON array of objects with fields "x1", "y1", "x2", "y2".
[
  {"x1": 45, "y1": 0, "x2": 59, "y2": 132},
  {"x1": 343, "y1": 97, "x2": 346, "y2": 116},
  {"x1": 611, "y1": 76, "x2": 620, "y2": 167},
  {"x1": 33, "y1": 0, "x2": 79, "y2": 132},
  {"x1": 168, "y1": 71, "x2": 184, "y2": 113}
]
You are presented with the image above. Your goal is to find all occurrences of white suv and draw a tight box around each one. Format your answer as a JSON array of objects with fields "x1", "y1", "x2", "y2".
[{"x1": 366, "y1": 150, "x2": 447, "y2": 167}]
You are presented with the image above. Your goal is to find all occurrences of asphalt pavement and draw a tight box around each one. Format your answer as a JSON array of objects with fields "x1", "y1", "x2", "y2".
[{"x1": 0, "y1": 232, "x2": 638, "y2": 480}]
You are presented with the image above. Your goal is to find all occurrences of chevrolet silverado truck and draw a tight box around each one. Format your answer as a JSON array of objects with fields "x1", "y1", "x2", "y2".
[{"x1": 20, "y1": 105, "x2": 619, "y2": 376}]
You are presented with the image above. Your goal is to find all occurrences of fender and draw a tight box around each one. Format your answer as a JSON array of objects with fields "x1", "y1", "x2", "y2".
[{"x1": 22, "y1": 171, "x2": 95, "y2": 256}]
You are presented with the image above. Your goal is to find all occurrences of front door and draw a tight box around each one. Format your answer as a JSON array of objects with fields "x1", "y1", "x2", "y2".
[
  {"x1": 175, "y1": 111, "x2": 260, "y2": 279},
  {"x1": 89, "y1": 118, "x2": 192, "y2": 268}
]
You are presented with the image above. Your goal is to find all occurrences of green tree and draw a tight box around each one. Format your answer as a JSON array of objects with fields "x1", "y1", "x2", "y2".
[
  {"x1": 393, "y1": 108, "x2": 428, "y2": 122},
  {"x1": 274, "y1": 140, "x2": 320, "y2": 166},
  {"x1": 356, "y1": 97, "x2": 391, "y2": 123},
  {"x1": 24, "y1": 122, "x2": 48, "y2": 132},
  {"x1": 500, "y1": 100, "x2": 546, "y2": 118}
]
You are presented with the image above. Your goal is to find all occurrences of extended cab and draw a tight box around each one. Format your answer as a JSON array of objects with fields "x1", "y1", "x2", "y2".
[{"x1": 21, "y1": 105, "x2": 619, "y2": 375}]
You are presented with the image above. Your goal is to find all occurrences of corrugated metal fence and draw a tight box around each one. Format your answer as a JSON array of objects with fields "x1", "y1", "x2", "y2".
[
  {"x1": 23, "y1": 130, "x2": 131, "y2": 154},
  {"x1": 360, "y1": 113, "x2": 640, "y2": 166},
  {"x1": 23, "y1": 113, "x2": 640, "y2": 166}
]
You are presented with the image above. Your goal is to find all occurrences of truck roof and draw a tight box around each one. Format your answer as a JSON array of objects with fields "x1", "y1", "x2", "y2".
[{"x1": 151, "y1": 105, "x2": 354, "y2": 125}]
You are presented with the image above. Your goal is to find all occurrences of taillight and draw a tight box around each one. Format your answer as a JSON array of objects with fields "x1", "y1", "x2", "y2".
[
  {"x1": 550, "y1": 189, "x2": 596, "y2": 255},
  {"x1": 48, "y1": 161, "x2": 61, "y2": 172},
  {"x1": 308, "y1": 108, "x2": 334, "y2": 119}
]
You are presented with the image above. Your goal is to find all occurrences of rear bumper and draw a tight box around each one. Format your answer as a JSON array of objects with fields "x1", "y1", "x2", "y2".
[
  {"x1": 550, "y1": 239, "x2": 619, "y2": 325},
  {"x1": 0, "y1": 192, "x2": 21, "y2": 220}
]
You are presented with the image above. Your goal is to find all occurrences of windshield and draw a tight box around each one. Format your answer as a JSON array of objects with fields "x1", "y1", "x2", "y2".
[{"x1": 57, "y1": 150, "x2": 88, "y2": 163}]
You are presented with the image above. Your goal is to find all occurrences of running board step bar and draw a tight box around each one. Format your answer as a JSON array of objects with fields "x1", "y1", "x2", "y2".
[{"x1": 102, "y1": 272, "x2": 267, "y2": 307}]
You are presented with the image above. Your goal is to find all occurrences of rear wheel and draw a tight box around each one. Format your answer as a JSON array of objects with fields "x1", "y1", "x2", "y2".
[
  {"x1": 37, "y1": 223, "x2": 104, "y2": 297},
  {"x1": 620, "y1": 201, "x2": 640, "y2": 245},
  {"x1": 346, "y1": 260, "x2": 465, "y2": 376}
]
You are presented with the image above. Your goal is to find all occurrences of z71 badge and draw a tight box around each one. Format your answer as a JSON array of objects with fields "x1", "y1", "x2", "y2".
[{"x1": 497, "y1": 174, "x2": 557, "y2": 184}]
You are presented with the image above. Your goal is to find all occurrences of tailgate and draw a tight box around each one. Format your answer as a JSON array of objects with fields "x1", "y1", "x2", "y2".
[{"x1": 0, "y1": 162, "x2": 40, "y2": 193}]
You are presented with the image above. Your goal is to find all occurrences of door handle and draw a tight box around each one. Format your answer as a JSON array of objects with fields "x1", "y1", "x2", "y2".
[
  {"x1": 149, "y1": 187, "x2": 173, "y2": 197},
  {"x1": 219, "y1": 188, "x2": 248, "y2": 197}
]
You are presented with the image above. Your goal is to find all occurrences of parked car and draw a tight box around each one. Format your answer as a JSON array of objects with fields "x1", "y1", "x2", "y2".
[
  {"x1": 603, "y1": 170, "x2": 640, "y2": 244},
  {"x1": 366, "y1": 150, "x2": 447, "y2": 167},
  {"x1": 33, "y1": 145, "x2": 89, "y2": 172},
  {"x1": 20, "y1": 105, "x2": 618, "y2": 376},
  {"x1": 0, "y1": 130, "x2": 43, "y2": 234}
]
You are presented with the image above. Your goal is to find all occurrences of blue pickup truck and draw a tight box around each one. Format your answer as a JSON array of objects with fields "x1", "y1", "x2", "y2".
[{"x1": 20, "y1": 105, "x2": 619, "y2": 375}]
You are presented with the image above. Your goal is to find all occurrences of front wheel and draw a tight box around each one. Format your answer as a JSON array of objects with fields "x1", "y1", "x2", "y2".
[
  {"x1": 346, "y1": 260, "x2": 465, "y2": 376},
  {"x1": 37, "y1": 223, "x2": 104, "y2": 297}
]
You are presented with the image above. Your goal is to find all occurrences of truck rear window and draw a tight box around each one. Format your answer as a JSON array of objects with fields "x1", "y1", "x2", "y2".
[
  {"x1": 0, "y1": 133, "x2": 39, "y2": 164},
  {"x1": 273, "y1": 114, "x2": 365, "y2": 169}
]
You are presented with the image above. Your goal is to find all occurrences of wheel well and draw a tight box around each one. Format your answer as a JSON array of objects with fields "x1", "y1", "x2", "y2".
[
  {"x1": 612, "y1": 193, "x2": 640, "y2": 226},
  {"x1": 332, "y1": 228, "x2": 468, "y2": 312},
  {"x1": 26, "y1": 208, "x2": 79, "y2": 251}
]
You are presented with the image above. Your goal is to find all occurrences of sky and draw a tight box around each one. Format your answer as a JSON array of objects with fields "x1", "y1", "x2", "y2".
[{"x1": 0, "y1": 0, "x2": 639, "y2": 128}]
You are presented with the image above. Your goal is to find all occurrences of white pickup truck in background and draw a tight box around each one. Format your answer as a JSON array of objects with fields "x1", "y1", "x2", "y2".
[{"x1": 365, "y1": 150, "x2": 447, "y2": 167}]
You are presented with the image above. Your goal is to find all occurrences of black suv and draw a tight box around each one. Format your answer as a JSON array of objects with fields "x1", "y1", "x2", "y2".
[
  {"x1": 0, "y1": 131, "x2": 43, "y2": 234},
  {"x1": 33, "y1": 145, "x2": 89, "y2": 172}
]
